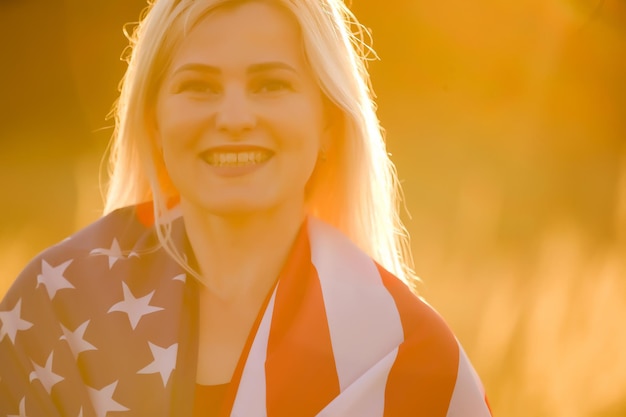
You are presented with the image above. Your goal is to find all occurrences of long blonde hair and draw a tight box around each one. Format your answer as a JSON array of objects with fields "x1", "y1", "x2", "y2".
[{"x1": 104, "y1": 0, "x2": 417, "y2": 287}]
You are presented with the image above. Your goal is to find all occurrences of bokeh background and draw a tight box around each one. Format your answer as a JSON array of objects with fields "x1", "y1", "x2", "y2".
[{"x1": 1, "y1": 0, "x2": 625, "y2": 415}]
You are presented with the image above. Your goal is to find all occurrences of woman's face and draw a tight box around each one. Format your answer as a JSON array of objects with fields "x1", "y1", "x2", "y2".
[{"x1": 155, "y1": 1, "x2": 328, "y2": 217}]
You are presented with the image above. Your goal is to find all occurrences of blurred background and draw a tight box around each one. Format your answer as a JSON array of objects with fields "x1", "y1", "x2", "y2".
[{"x1": 1, "y1": 0, "x2": 625, "y2": 415}]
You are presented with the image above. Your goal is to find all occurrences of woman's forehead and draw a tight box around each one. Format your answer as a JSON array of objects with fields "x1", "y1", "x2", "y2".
[{"x1": 167, "y1": 1, "x2": 307, "y2": 73}]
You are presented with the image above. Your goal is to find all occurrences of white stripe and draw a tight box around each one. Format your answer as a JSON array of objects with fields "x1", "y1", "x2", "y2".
[
  {"x1": 230, "y1": 290, "x2": 277, "y2": 417},
  {"x1": 446, "y1": 343, "x2": 491, "y2": 417},
  {"x1": 308, "y1": 218, "x2": 404, "y2": 392},
  {"x1": 316, "y1": 347, "x2": 399, "y2": 417}
]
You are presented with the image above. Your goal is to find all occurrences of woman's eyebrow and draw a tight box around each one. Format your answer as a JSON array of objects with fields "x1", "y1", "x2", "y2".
[
  {"x1": 247, "y1": 62, "x2": 297, "y2": 74},
  {"x1": 170, "y1": 61, "x2": 298, "y2": 77},
  {"x1": 171, "y1": 63, "x2": 220, "y2": 76}
]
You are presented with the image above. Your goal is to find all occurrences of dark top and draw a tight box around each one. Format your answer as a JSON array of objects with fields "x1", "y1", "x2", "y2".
[{"x1": 193, "y1": 383, "x2": 230, "y2": 417}]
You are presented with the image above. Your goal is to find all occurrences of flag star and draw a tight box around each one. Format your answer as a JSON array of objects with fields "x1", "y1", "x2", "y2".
[
  {"x1": 90, "y1": 238, "x2": 129, "y2": 269},
  {"x1": 29, "y1": 352, "x2": 64, "y2": 394},
  {"x1": 0, "y1": 299, "x2": 33, "y2": 344},
  {"x1": 172, "y1": 273, "x2": 186, "y2": 283},
  {"x1": 108, "y1": 282, "x2": 164, "y2": 330},
  {"x1": 138, "y1": 342, "x2": 178, "y2": 386},
  {"x1": 60, "y1": 320, "x2": 97, "y2": 357},
  {"x1": 7, "y1": 396, "x2": 27, "y2": 417},
  {"x1": 36, "y1": 259, "x2": 74, "y2": 300},
  {"x1": 87, "y1": 381, "x2": 129, "y2": 417}
]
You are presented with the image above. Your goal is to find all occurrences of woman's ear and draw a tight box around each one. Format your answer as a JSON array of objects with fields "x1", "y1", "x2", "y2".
[
  {"x1": 318, "y1": 146, "x2": 328, "y2": 162},
  {"x1": 154, "y1": 130, "x2": 163, "y2": 155},
  {"x1": 321, "y1": 97, "x2": 340, "y2": 155}
]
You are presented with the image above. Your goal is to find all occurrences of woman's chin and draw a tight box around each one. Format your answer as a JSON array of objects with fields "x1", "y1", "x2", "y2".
[
  {"x1": 195, "y1": 198, "x2": 276, "y2": 219},
  {"x1": 180, "y1": 192, "x2": 305, "y2": 221}
]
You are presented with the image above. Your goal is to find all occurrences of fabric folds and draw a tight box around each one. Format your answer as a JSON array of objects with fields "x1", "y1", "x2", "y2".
[{"x1": 0, "y1": 203, "x2": 491, "y2": 416}]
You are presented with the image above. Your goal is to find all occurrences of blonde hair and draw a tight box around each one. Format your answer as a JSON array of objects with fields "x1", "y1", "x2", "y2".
[{"x1": 104, "y1": 0, "x2": 417, "y2": 287}]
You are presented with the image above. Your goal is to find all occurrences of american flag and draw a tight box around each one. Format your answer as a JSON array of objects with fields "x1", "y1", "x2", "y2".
[{"x1": 0, "y1": 203, "x2": 492, "y2": 416}]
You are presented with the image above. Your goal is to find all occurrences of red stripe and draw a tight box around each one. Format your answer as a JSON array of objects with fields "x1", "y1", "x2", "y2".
[
  {"x1": 378, "y1": 264, "x2": 460, "y2": 417},
  {"x1": 135, "y1": 201, "x2": 156, "y2": 227},
  {"x1": 265, "y1": 228, "x2": 340, "y2": 417},
  {"x1": 135, "y1": 197, "x2": 181, "y2": 227},
  {"x1": 485, "y1": 394, "x2": 493, "y2": 414}
]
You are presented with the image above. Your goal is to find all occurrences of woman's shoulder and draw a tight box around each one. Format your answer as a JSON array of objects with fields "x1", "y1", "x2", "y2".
[
  {"x1": 378, "y1": 265, "x2": 456, "y2": 344},
  {"x1": 375, "y1": 265, "x2": 491, "y2": 415},
  {"x1": 305, "y1": 218, "x2": 490, "y2": 412},
  {"x1": 1, "y1": 203, "x2": 159, "y2": 305},
  {"x1": 60, "y1": 202, "x2": 158, "y2": 255},
  {"x1": 307, "y1": 216, "x2": 456, "y2": 347}
]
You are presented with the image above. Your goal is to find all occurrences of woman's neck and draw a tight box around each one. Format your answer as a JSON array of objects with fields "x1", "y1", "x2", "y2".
[{"x1": 181, "y1": 200, "x2": 306, "y2": 302}]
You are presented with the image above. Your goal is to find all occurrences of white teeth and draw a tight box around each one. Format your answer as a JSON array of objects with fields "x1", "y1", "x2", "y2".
[{"x1": 206, "y1": 151, "x2": 270, "y2": 167}]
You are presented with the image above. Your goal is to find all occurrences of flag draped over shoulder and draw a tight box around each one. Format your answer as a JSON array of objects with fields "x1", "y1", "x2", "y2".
[{"x1": 0, "y1": 203, "x2": 492, "y2": 416}]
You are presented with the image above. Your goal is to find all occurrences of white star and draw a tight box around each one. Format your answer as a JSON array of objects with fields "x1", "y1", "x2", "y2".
[
  {"x1": 138, "y1": 342, "x2": 178, "y2": 386},
  {"x1": 89, "y1": 238, "x2": 138, "y2": 269},
  {"x1": 87, "y1": 381, "x2": 129, "y2": 417},
  {"x1": 29, "y1": 351, "x2": 64, "y2": 394},
  {"x1": 60, "y1": 320, "x2": 97, "y2": 357},
  {"x1": 108, "y1": 282, "x2": 164, "y2": 330},
  {"x1": 0, "y1": 299, "x2": 33, "y2": 344},
  {"x1": 172, "y1": 273, "x2": 186, "y2": 283},
  {"x1": 36, "y1": 259, "x2": 74, "y2": 300},
  {"x1": 77, "y1": 407, "x2": 83, "y2": 417},
  {"x1": 7, "y1": 396, "x2": 27, "y2": 417}
]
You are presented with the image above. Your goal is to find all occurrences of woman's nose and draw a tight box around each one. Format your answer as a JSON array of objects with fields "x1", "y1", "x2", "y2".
[{"x1": 214, "y1": 86, "x2": 256, "y2": 135}]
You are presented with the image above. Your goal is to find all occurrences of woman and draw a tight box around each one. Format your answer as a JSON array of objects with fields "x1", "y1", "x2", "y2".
[{"x1": 0, "y1": 0, "x2": 492, "y2": 415}]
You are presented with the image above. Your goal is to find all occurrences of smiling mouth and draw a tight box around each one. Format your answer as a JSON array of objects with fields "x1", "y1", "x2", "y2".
[{"x1": 203, "y1": 150, "x2": 273, "y2": 167}]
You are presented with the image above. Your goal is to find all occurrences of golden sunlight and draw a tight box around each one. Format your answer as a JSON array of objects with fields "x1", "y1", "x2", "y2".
[{"x1": 1, "y1": 0, "x2": 625, "y2": 415}]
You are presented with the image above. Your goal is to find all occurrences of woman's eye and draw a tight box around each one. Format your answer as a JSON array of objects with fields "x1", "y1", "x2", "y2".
[
  {"x1": 256, "y1": 79, "x2": 291, "y2": 94},
  {"x1": 176, "y1": 80, "x2": 220, "y2": 95}
]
